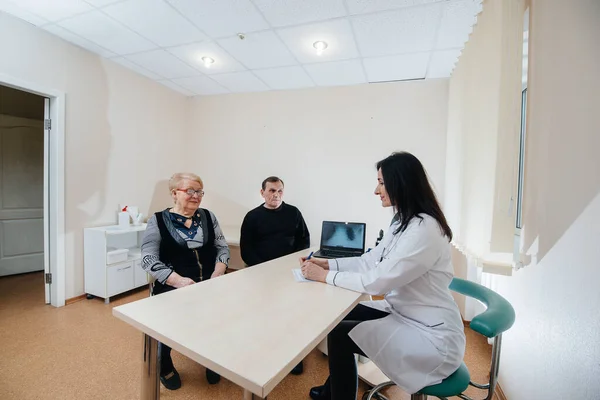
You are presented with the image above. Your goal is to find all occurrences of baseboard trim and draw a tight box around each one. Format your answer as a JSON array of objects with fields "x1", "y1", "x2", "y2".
[
  {"x1": 496, "y1": 382, "x2": 508, "y2": 400},
  {"x1": 65, "y1": 294, "x2": 86, "y2": 305}
]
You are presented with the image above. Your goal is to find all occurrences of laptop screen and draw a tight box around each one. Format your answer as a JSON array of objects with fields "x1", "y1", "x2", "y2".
[{"x1": 320, "y1": 221, "x2": 366, "y2": 251}]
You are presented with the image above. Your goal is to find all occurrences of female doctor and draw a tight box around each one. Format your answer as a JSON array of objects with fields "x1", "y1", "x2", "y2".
[{"x1": 300, "y1": 152, "x2": 466, "y2": 400}]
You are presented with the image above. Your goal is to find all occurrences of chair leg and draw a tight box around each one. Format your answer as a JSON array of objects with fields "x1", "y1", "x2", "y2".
[
  {"x1": 364, "y1": 381, "x2": 396, "y2": 400},
  {"x1": 410, "y1": 394, "x2": 427, "y2": 400}
]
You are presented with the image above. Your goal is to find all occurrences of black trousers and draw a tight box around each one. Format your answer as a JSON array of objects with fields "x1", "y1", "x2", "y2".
[
  {"x1": 159, "y1": 342, "x2": 175, "y2": 375},
  {"x1": 327, "y1": 304, "x2": 390, "y2": 400}
]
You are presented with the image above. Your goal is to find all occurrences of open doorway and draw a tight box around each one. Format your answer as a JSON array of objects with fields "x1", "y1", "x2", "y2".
[
  {"x1": 0, "y1": 84, "x2": 49, "y2": 303},
  {"x1": 0, "y1": 75, "x2": 66, "y2": 308}
]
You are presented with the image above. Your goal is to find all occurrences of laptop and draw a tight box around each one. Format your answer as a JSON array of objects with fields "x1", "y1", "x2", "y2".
[{"x1": 313, "y1": 221, "x2": 366, "y2": 259}]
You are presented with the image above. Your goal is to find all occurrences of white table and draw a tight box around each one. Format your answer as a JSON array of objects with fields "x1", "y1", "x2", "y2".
[{"x1": 113, "y1": 247, "x2": 365, "y2": 399}]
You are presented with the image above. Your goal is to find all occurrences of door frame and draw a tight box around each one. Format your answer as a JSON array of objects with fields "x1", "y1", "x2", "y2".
[{"x1": 0, "y1": 73, "x2": 66, "y2": 307}]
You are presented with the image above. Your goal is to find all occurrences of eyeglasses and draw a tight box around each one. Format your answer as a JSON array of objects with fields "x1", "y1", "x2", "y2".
[{"x1": 175, "y1": 188, "x2": 205, "y2": 197}]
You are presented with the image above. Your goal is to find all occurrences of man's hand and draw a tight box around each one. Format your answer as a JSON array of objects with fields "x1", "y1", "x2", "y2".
[
  {"x1": 211, "y1": 262, "x2": 227, "y2": 279},
  {"x1": 301, "y1": 261, "x2": 328, "y2": 282}
]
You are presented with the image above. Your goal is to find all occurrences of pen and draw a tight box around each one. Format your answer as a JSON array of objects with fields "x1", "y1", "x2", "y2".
[{"x1": 306, "y1": 251, "x2": 314, "y2": 260}]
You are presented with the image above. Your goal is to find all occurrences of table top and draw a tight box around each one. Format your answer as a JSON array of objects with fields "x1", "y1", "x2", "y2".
[{"x1": 112, "y1": 247, "x2": 365, "y2": 397}]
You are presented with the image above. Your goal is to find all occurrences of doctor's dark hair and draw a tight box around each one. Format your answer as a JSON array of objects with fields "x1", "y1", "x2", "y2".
[{"x1": 376, "y1": 152, "x2": 452, "y2": 241}]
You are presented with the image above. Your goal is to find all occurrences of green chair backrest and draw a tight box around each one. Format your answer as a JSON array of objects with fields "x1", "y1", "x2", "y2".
[{"x1": 449, "y1": 277, "x2": 516, "y2": 338}]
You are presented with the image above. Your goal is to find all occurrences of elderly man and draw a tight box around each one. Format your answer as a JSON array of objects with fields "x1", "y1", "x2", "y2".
[{"x1": 240, "y1": 176, "x2": 310, "y2": 374}]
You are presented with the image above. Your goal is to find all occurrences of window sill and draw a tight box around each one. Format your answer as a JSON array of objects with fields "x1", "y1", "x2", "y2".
[{"x1": 481, "y1": 253, "x2": 513, "y2": 276}]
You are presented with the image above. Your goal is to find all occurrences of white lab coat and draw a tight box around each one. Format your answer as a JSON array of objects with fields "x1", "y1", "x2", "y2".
[{"x1": 325, "y1": 214, "x2": 466, "y2": 394}]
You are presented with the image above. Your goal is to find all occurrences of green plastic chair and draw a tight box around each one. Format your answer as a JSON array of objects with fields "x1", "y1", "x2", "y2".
[{"x1": 364, "y1": 277, "x2": 516, "y2": 400}]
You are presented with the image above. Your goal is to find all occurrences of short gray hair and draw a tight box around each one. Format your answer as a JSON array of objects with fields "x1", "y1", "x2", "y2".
[{"x1": 169, "y1": 172, "x2": 203, "y2": 192}]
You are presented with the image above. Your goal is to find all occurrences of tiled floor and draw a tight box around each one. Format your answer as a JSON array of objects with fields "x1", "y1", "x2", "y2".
[{"x1": 0, "y1": 271, "x2": 496, "y2": 399}]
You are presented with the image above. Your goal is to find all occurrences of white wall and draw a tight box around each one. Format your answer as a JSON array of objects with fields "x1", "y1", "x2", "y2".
[
  {"x1": 187, "y1": 80, "x2": 450, "y2": 247},
  {"x1": 449, "y1": 0, "x2": 600, "y2": 397},
  {"x1": 494, "y1": 0, "x2": 600, "y2": 397},
  {"x1": 0, "y1": 12, "x2": 189, "y2": 298},
  {"x1": 494, "y1": 193, "x2": 600, "y2": 399}
]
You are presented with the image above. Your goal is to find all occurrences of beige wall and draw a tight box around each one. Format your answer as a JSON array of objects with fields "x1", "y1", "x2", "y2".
[
  {"x1": 187, "y1": 80, "x2": 450, "y2": 247},
  {"x1": 0, "y1": 84, "x2": 44, "y2": 120},
  {"x1": 0, "y1": 12, "x2": 189, "y2": 298},
  {"x1": 448, "y1": 0, "x2": 600, "y2": 397},
  {"x1": 444, "y1": 0, "x2": 524, "y2": 257}
]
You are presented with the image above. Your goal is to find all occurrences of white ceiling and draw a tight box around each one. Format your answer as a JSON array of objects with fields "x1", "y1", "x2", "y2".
[{"x1": 0, "y1": 0, "x2": 482, "y2": 97}]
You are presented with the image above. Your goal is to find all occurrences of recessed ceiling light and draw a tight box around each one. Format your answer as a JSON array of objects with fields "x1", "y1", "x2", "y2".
[
  {"x1": 202, "y1": 56, "x2": 215, "y2": 68},
  {"x1": 313, "y1": 41, "x2": 328, "y2": 55}
]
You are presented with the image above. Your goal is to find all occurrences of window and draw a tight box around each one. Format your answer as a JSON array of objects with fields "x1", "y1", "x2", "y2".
[
  {"x1": 513, "y1": 8, "x2": 529, "y2": 269},
  {"x1": 516, "y1": 87, "x2": 527, "y2": 229}
]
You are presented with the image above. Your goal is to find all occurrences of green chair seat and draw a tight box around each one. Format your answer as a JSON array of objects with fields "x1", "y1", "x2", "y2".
[{"x1": 419, "y1": 362, "x2": 470, "y2": 397}]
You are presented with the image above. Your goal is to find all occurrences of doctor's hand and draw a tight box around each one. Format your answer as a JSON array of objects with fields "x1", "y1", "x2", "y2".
[
  {"x1": 298, "y1": 256, "x2": 329, "y2": 269},
  {"x1": 301, "y1": 262, "x2": 328, "y2": 283}
]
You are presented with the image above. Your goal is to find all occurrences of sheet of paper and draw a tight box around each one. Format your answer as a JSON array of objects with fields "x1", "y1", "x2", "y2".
[{"x1": 292, "y1": 268, "x2": 311, "y2": 283}]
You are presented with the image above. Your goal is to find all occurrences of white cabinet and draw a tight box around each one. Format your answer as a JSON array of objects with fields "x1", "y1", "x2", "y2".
[
  {"x1": 84, "y1": 224, "x2": 149, "y2": 303},
  {"x1": 133, "y1": 259, "x2": 147, "y2": 288}
]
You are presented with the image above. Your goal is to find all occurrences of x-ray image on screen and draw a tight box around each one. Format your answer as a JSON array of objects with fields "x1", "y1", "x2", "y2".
[{"x1": 321, "y1": 222, "x2": 365, "y2": 250}]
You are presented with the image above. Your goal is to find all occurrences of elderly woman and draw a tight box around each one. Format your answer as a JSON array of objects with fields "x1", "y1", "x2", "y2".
[{"x1": 141, "y1": 172, "x2": 230, "y2": 390}]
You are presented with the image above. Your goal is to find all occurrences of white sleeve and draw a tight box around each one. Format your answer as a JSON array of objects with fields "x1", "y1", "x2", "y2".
[
  {"x1": 326, "y1": 218, "x2": 443, "y2": 295},
  {"x1": 327, "y1": 240, "x2": 385, "y2": 273}
]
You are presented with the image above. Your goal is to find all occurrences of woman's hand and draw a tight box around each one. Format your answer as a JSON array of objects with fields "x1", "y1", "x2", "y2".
[
  {"x1": 211, "y1": 262, "x2": 227, "y2": 279},
  {"x1": 301, "y1": 261, "x2": 328, "y2": 283},
  {"x1": 166, "y1": 272, "x2": 195, "y2": 288},
  {"x1": 298, "y1": 256, "x2": 329, "y2": 269}
]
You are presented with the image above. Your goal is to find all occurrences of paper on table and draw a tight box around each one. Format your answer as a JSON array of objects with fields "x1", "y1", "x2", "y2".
[{"x1": 292, "y1": 268, "x2": 311, "y2": 283}]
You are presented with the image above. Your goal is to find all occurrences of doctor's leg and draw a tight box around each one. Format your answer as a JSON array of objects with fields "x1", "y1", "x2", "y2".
[
  {"x1": 328, "y1": 320, "x2": 366, "y2": 400},
  {"x1": 310, "y1": 305, "x2": 389, "y2": 400}
]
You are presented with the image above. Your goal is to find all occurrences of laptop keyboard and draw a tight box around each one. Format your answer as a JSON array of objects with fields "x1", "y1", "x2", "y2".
[{"x1": 321, "y1": 251, "x2": 359, "y2": 258}]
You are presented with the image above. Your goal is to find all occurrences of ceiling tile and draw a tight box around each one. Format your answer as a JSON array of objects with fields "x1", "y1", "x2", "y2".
[
  {"x1": 166, "y1": 0, "x2": 269, "y2": 38},
  {"x1": 427, "y1": 48, "x2": 461, "y2": 78},
  {"x1": 11, "y1": 0, "x2": 92, "y2": 22},
  {"x1": 345, "y1": 0, "x2": 439, "y2": 15},
  {"x1": 253, "y1": 66, "x2": 314, "y2": 90},
  {"x1": 435, "y1": 0, "x2": 482, "y2": 50},
  {"x1": 252, "y1": 0, "x2": 346, "y2": 27},
  {"x1": 157, "y1": 79, "x2": 195, "y2": 96},
  {"x1": 304, "y1": 59, "x2": 366, "y2": 87},
  {"x1": 111, "y1": 57, "x2": 162, "y2": 79},
  {"x1": 171, "y1": 76, "x2": 229, "y2": 96},
  {"x1": 210, "y1": 71, "x2": 269, "y2": 93},
  {"x1": 363, "y1": 52, "x2": 429, "y2": 82},
  {"x1": 0, "y1": 0, "x2": 49, "y2": 26},
  {"x1": 44, "y1": 24, "x2": 116, "y2": 57},
  {"x1": 58, "y1": 10, "x2": 156, "y2": 55},
  {"x1": 277, "y1": 19, "x2": 359, "y2": 64},
  {"x1": 351, "y1": 3, "x2": 443, "y2": 57},
  {"x1": 110, "y1": 56, "x2": 163, "y2": 80},
  {"x1": 218, "y1": 30, "x2": 297, "y2": 70},
  {"x1": 126, "y1": 49, "x2": 200, "y2": 79},
  {"x1": 168, "y1": 41, "x2": 246, "y2": 75},
  {"x1": 84, "y1": 0, "x2": 124, "y2": 6},
  {"x1": 102, "y1": 0, "x2": 207, "y2": 47}
]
